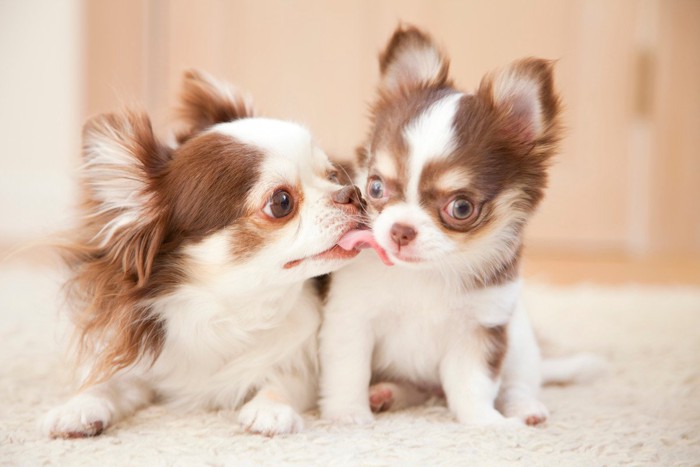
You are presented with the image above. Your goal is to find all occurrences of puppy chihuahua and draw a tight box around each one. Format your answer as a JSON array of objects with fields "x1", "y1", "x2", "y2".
[
  {"x1": 43, "y1": 70, "x2": 370, "y2": 437},
  {"x1": 322, "y1": 26, "x2": 561, "y2": 426}
]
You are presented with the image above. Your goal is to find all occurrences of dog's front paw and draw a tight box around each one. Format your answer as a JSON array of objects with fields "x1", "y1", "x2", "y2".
[
  {"x1": 321, "y1": 403, "x2": 374, "y2": 425},
  {"x1": 42, "y1": 394, "x2": 113, "y2": 439},
  {"x1": 499, "y1": 395, "x2": 549, "y2": 426},
  {"x1": 238, "y1": 399, "x2": 304, "y2": 436}
]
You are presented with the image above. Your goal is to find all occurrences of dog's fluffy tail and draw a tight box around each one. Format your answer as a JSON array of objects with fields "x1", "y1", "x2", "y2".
[{"x1": 541, "y1": 353, "x2": 610, "y2": 385}]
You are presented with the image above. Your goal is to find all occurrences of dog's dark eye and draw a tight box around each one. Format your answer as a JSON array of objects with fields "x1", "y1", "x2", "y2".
[
  {"x1": 328, "y1": 171, "x2": 340, "y2": 184},
  {"x1": 440, "y1": 196, "x2": 477, "y2": 228},
  {"x1": 449, "y1": 198, "x2": 473, "y2": 220},
  {"x1": 264, "y1": 189, "x2": 294, "y2": 218},
  {"x1": 368, "y1": 178, "x2": 385, "y2": 199}
]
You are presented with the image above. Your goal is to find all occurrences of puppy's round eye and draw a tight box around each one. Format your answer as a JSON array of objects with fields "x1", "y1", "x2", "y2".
[
  {"x1": 264, "y1": 189, "x2": 294, "y2": 218},
  {"x1": 368, "y1": 177, "x2": 385, "y2": 199},
  {"x1": 440, "y1": 197, "x2": 477, "y2": 229},
  {"x1": 328, "y1": 171, "x2": 340, "y2": 184},
  {"x1": 448, "y1": 197, "x2": 474, "y2": 220}
]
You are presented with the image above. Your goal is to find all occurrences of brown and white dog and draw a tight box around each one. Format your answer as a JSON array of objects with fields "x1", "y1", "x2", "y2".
[
  {"x1": 43, "y1": 70, "x2": 371, "y2": 437},
  {"x1": 320, "y1": 26, "x2": 562, "y2": 426}
]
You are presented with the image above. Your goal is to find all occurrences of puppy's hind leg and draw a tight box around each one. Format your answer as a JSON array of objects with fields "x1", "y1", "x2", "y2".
[
  {"x1": 496, "y1": 300, "x2": 549, "y2": 426},
  {"x1": 368, "y1": 381, "x2": 431, "y2": 413},
  {"x1": 42, "y1": 372, "x2": 154, "y2": 438}
]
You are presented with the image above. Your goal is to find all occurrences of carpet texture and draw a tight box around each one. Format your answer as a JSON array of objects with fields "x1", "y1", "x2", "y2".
[{"x1": 1, "y1": 262, "x2": 699, "y2": 466}]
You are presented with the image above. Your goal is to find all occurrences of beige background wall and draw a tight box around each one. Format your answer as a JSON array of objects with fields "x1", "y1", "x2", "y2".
[
  {"x1": 0, "y1": 0, "x2": 82, "y2": 238},
  {"x1": 2, "y1": 0, "x2": 699, "y2": 260}
]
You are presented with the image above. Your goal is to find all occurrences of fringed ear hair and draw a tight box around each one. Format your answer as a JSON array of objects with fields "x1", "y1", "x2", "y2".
[
  {"x1": 176, "y1": 69, "x2": 255, "y2": 143},
  {"x1": 81, "y1": 111, "x2": 170, "y2": 285}
]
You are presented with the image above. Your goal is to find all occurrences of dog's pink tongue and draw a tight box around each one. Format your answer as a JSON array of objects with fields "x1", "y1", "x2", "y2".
[{"x1": 338, "y1": 229, "x2": 393, "y2": 266}]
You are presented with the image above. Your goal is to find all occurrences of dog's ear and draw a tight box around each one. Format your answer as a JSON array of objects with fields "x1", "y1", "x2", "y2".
[
  {"x1": 477, "y1": 58, "x2": 561, "y2": 150},
  {"x1": 379, "y1": 24, "x2": 450, "y2": 94},
  {"x1": 176, "y1": 69, "x2": 255, "y2": 143},
  {"x1": 81, "y1": 111, "x2": 170, "y2": 285}
]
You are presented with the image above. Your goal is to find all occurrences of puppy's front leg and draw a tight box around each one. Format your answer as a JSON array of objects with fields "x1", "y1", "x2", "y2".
[
  {"x1": 496, "y1": 300, "x2": 548, "y2": 425},
  {"x1": 42, "y1": 372, "x2": 153, "y2": 438},
  {"x1": 319, "y1": 313, "x2": 374, "y2": 425},
  {"x1": 440, "y1": 335, "x2": 507, "y2": 426}
]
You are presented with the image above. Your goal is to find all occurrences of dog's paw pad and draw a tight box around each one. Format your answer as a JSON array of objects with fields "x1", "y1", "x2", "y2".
[
  {"x1": 64, "y1": 420, "x2": 105, "y2": 439},
  {"x1": 524, "y1": 414, "x2": 546, "y2": 426},
  {"x1": 238, "y1": 399, "x2": 303, "y2": 436},
  {"x1": 369, "y1": 384, "x2": 394, "y2": 413},
  {"x1": 42, "y1": 395, "x2": 112, "y2": 439}
]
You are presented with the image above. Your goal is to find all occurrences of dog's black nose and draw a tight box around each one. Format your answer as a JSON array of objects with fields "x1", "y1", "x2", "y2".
[
  {"x1": 390, "y1": 223, "x2": 417, "y2": 247},
  {"x1": 332, "y1": 185, "x2": 365, "y2": 210}
]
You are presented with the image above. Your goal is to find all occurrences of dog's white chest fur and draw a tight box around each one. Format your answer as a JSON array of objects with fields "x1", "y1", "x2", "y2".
[
  {"x1": 148, "y1": 277, "x2": 320, "y2": 410},
  {"x1": 327, "y1": 252, "x2": 519, "y2": 385}
]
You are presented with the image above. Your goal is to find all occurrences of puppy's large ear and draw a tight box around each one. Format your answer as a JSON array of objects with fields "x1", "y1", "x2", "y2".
[
  {"x1": 478, "y1": 58, "x2": 561, "y2": 153},
  {"x1": 379, "y1": 25, "x2": 450, "y2": 94},
  {"x1": 176, "y1": 69, "x2": 255, "y2": 143},
  {"x1": 81, "y1": 111, "x2": 170, "y2": 285}
]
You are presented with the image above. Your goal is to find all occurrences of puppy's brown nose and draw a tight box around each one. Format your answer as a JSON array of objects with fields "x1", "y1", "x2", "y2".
[
  {"x1": 390, "y1": 223, "x2": 417, "y2": 247},
  {"x1": 332, "y1": 185, "x2": 364, "y2": 211}
]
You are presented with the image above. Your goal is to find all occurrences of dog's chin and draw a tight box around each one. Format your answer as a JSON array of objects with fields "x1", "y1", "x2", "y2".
[
  {"x1": 385, "y1": 252, "x2": 431, "y2": 268},
  {"x1": 283, "y1": 244, "x2": 361, "y2": 272},
  {"x1": 381, "y1": 245, "x2": 451, "y2": 269}
]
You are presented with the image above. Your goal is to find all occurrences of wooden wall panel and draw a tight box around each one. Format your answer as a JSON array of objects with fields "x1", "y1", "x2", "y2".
[
  {"x1": 649, "y1": 0, "x2": 700, "y2": 254},
  {"x1": 84, "y1": 0, "x2": 148, "y2": 118}
]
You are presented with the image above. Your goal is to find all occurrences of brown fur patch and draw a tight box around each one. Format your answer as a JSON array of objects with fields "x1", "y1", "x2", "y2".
[
  {"x1": 479, "y1": 324, "x2": 508, "y2": 378},
  {"x1": 313, "y1": 274, "x2": 332, "y2": 303},
  {"x1": 163, "y1": 132, "x2": 264, "y2": 242}
]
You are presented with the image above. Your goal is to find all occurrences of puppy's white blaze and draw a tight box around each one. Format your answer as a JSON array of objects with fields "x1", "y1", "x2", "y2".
[
  {"x1": 384, "y1": 45, "x2": 444, "y2": 91},
  {"x1": 491, "y1": 73, "x2": 543, "y2": 137},
  {"x1": 404, "y1": 93, "x2": 463, "y2": 203}
]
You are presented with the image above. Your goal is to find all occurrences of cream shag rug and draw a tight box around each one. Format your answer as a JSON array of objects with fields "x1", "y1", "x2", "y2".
[{"x1": 1, "y1": 262, "x2": 699, "y2": 466}]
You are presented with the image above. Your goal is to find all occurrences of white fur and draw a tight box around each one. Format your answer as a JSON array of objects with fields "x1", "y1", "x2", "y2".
[
  {"x1": 45, "y1": 119, "x2": 357, "y2": 438},
  {"x1": 320, "y1": 252, "x2": 536, "y2": 425}
]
